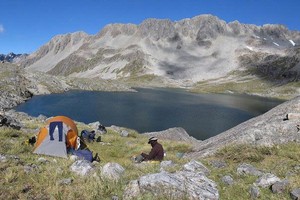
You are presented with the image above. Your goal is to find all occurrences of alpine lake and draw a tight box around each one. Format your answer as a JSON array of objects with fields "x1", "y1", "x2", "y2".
[{"x1": 15, "y1": 88, "x2": 284, "y2": 140}]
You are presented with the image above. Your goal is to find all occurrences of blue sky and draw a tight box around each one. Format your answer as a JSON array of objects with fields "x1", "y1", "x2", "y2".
[{"x1": 0, "y1": 0, "x2": 299, "y2": 54}]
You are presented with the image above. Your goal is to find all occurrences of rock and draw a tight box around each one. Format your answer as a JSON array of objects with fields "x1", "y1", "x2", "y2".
[
  {"x1": 57, "y1": 178, "x2": 73, "y2": 185},
  {"x1": 111, "y1": 195, "x2": 119, "y2": 200},
  {"x1": 136, "y1": 170, "x2": 219, "y2": 199},
  {"x1": 237, "y1": 163, "x2": 263, "y2": 176},
  {"x1": 176, "y1": 152, "x2": 184, "y2": 158},
  {"x1": 120, "y1": 130, "x2": 129, "y2": 137},
  {"x1": 37, "y1": 157, "x2": 49, "y2": 164},
  {"x1": 0, "y1": 114, "x2": 22, "y2": 130},
  {"x1": 271, "y1": 180, "x2": 289, "y2": 193},
  {"x1": 255, "y1": 173, "x2": 280, "y2": 188},
  {"x1": 101, "y1": 162, "x2": 125, "y2": 180},
  {"x1": 24, "y1": 164, "x2": 39, "y2": 174},
  {"x1": 291, "y1": 188, "x2": 300, "y2": 200},
  {"x1": 144, "y1": 127, "x2": 200, "y2": 145},
  {"x1": 88, "y1": 121, "x2": 101, "y2": 130},
  {"x1": 284, "y1": 113, "x2": 300, "y2": 120},
  {"x1": 210, "y1": 160, "x2": 227, "y2": 168},
  {"x1": 0, "y1": 154, "x2": 7, "y2": 162},
  {"x1": 249, "y1": 185, "x2": 260, "y2": 199},
  {"x1": 123, "y1": 180, "x2": 141, "y2": 199},
  {"x1": 70, "y1": 155, "x2": 79, "y2": 161},
  {"x1": 183, "y1": 160, "x2": 210, "y2": 175},
  {"x1": 22, "y1": 184, "x2": 32, "y2": 193},
  {"x1": 221, "y1": 175, "x2": 234, "y2": 185},
  {"x1": 160, "y1": 160, "x2": 175, "y2": 171},
  {"x1": 37, "y1": 114, "x2": 47, "y2": 121},
  {"x1": 294, "y1": 165, "x2": 300, "y2": 171},
  {"x1": 70, "y1": 160, "x2": 93, "y2": 176},
  {"x1": 56, "y1": 167, "x2": 63, "y2": 175}
]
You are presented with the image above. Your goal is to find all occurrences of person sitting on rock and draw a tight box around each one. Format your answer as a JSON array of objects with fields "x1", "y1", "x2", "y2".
[{"x1": 136, "y1": 137, "x2": 164, "y2": 162}]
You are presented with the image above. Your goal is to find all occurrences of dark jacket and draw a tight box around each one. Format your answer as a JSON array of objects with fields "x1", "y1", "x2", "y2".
[{"x1": 142, "y1": 141, "x2": 164, "y2": 161}]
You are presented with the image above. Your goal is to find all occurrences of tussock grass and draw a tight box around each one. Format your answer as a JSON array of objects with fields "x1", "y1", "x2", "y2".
[
  {"x1": 0, "y1": 125, "x2": 193, "y2": 199},
  {"x1": 205, "y1": 143, "x2": 300, "y2": 200}
]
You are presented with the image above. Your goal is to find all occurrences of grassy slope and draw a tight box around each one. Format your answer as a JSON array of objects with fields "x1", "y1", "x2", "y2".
[
  {"x1": 1, "y1": 119, "x2": 300, "y2": 199},
  {"x1": 0, "y1": 122, "x2": 191, "y2": 200},
  {"x1": 190, "y1": 70, "x2": 300, "y2": 100}
]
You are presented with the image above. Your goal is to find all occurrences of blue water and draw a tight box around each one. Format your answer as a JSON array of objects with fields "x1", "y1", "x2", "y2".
[{"x1": 15, "y1": 88, "x2": 283, "y2": 140}]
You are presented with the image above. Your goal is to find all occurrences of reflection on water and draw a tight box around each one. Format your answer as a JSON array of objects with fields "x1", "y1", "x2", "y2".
[{"x1": 14, "y1": 88, "x2": 283, "y2": 140}]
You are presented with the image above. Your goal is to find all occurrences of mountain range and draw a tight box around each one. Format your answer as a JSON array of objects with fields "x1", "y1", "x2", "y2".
[
  {"x1": 0, "y1": 52, "x2": 28, "y2": 63},
  {"x1": 13, "y1": 14, "x2": 300, "y2": 97}
]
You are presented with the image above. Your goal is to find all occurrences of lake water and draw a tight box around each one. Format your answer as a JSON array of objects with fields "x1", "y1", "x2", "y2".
[{"x1": 14, "y1": 88, "x2": 283, "y2": 140}]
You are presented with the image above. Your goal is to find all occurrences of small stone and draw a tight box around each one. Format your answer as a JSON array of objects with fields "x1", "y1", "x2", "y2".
[
  {"x1": 37, "y1": 157, "x2": 48, "y2": 164},
  {"x1": 111, "y1": 195, "x2": 118, "y2": 200},
  {"x1": 249, "y1": 185, "x2": 260, "y2": 199},
  {"x1": 210, "y1": 160, "x2": 227, "y2": 168},
  {"x1": 24, "y1": 164, "x2": 39, "y2": 174},
  {"x1": 0, "y1": 154, "x2": 7, "y2": 162},
  {"x1": 237, "y1": 163, "x2": 263, "y2": 176},
  {"x1": 271, "y1": 180, "x2": 289, "y2": 193},
  {"x1": 57, "y1": 178, "x2": 73, "y2": 185},
  {"x1": 290, "y1": 188, "x2": 300, "y2": 200},
  {"x1": 22, "y1": 184, "x2": 32, "y2": 193},
  {"x1": 294, "y1": 165, "x2": 300, "y2": 171},
  {"x1": 120, "y1": 130, "x2": 129, "y2": 137},
  {"x1": 221, "y1": 175, "x2": 234, "y2": 185},
  {"x1": 255, "y1": 173, "x2": 280, "y2": 188}
]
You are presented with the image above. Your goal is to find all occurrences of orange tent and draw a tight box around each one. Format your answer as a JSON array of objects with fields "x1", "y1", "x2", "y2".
[{"x1": 33, "y1": 116, "x2": 79, "y2": 158}]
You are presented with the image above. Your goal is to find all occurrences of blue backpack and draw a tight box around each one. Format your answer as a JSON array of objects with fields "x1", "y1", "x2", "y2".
[{"x1": 80, "y1": 130, "x2": 96, "y2": 142}]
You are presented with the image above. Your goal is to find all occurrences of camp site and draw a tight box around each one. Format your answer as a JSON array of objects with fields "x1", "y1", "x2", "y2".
[{"x1": 1, "y1": 1, "x2": 300, "y2": 199}]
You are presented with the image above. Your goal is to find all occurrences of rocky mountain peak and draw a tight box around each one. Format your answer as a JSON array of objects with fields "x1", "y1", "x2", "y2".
[
  {"x1": 138, "y1": 18, "x2": 176, "y2": 39},
  {"x1": 96, "y1": 23, "x2": 138, "y2": 38},
  {"x1": 18, "y1": 14, "x2": 300, "y2": 91}
]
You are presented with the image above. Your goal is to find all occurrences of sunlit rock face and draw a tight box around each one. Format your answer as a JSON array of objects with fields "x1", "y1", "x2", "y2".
[{"x1": 18, "y1": 14, "x2": 300, "y2": 85}]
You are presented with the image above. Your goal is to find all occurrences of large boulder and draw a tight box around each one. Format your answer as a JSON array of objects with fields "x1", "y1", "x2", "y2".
[
  {"x1": 144, "y1": 127, "x2": 200, "y2": 145},
  {"x1": 123, "y1": 161, "x2": 219, "y2": 199}
]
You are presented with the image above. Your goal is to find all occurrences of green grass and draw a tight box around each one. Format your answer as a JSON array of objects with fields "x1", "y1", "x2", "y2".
[
  {"x1": 204, "y1": 143, "x2": 300, "y2": 200},
  {"x1": 0, "y1": 125, "x2": 192, "y2": 199}
]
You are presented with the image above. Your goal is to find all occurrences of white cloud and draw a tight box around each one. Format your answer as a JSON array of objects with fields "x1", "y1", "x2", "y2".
[{"x1": 0, "y1": 24, "x2": 4, "y2": 33}]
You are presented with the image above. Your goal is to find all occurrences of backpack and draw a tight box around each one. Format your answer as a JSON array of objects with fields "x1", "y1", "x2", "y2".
[
  {"x1": 72, "y1": 149, "x2": 93, "y2": 162},
  {"x1": 80, "y1": 130, "x2": 96, "y2": 142}
]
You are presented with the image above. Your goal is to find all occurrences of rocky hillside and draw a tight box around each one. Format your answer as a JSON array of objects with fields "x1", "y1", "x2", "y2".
[
  {"x1": 187, "y1": 95, "x2": 300, "y2": 158},
  {"x1": 0, "y1": 62, "x2": 131, "y2": 111}
]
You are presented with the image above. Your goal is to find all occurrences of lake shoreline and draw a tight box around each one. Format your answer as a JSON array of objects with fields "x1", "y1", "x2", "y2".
[{"x1": 14, "y1": 87, "x2": 283, "y2": 140}]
